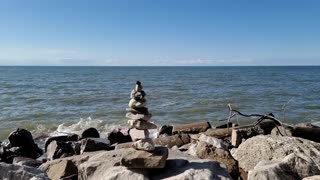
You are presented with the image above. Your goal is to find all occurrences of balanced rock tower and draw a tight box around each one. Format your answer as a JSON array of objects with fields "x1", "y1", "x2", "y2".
[{"x1": 126, "y1": 81, "x2": 157, "y2": 151}]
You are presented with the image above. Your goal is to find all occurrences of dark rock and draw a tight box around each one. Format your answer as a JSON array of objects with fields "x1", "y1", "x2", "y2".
[
  {"x1": 292, "y1": 127, "x2": 320, "y2": 143},
  {"x1": 47, "y1": 141, "x2": 79, "y2": 160},
  {"x1": 80, "y1": 138, "x2": 111, "y2": 154},
  {"x1": 45, "y1": 134, "x2": 79, "y2": 152},
  {"x1": 196, "y1": 141, "x2": 239, "y2": 179},
  {"x1": 13, "y1": 156, "x2": 42, "y2": 168},
  {"x1": 154, "y1": 134, "x2": 190, "y2": 148},
  {"x1": 80, "y1": 127, "x2": 100, "y2": 139},
  {"x1": 215, "y1": 122, "x2": 234, "y2": 129},
  {"x1": 7, "y1": 128, "x2": 43, "y2": 159},
  {"x1": 172, "y1": 122, "x2": 211, "y2": 134},
  {"x1": 158, "y1": 125, "x2": 173, "y2": 136},
  {"x1": 108, "y1": 130, "x2": 132, "y2": 145}
]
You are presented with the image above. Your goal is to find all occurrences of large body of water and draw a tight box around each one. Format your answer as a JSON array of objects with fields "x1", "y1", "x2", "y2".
[{"x1": 0, "y1": 66, "x2": 319, "y2": 139}]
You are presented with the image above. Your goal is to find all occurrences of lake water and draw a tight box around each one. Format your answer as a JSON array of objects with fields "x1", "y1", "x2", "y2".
[{"x1": 0, "y1": 66, "x2": 319, "y2": 139}]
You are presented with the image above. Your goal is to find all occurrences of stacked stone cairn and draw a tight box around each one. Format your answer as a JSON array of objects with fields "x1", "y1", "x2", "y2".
[{"x1": 126, "y1": 81, "x2": 157, "y2": 151}]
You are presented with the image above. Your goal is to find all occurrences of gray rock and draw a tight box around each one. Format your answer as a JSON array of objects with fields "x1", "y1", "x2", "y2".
[
  {"x1": 303, "y1": 175, "x2": 320, "y2": 180},
  {"x1": 126, "y1": 112, "x2": 152, "y2": 121},
  {"x1": 198, "y1": 134, "x2": 227, "y2": 150},
  {"x1": 115, "y1": 142, "x2": 134, "y2": 150},
  {"x1": 129, "y1": 129, "x2": 150, "y2": 141},
  {"x1": 121, "y1": 147, "x2": 168, "y2": 168},
  {"x1": 248, "y1": 153, "x2": 320, "y2": 180},
  {"x1": 86, "y1": 166, "x2": 149, "y2": 180},
  {"x1": 172, "y1": 122, "x2": 211, "y2": 134},
  {"x1": 232, "y1": 135, "x2": 320, "y2": 172},
  {"x1": 204, "y1": 128, "x2": 232, "y2": 139},
  {"x1": 128, "y1": 119, "x2": 157, "y2": 130},
  {"x1": 0, "y1": 162, "x2": 49, "y2": 180},
  {"x1": 154, "y1": 134, "x2": 190, "y2": 148},
  {"x1": 47, "y1": 140, "x2": 79, "y2": 160},
  {"x1": 271, "y1": 126, "x2": 294, "y2": 136},
  {"x1": 129, "y1": 99, "x2": 147, "y2": 108},
  {"x1": 132, "y1": 138, "x2": 155, "y2": 151}
]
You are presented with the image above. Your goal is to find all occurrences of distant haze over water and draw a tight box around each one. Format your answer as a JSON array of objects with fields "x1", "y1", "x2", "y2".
[{"x1": 0, "y1": 66, "x2": 319, "y2": 139}]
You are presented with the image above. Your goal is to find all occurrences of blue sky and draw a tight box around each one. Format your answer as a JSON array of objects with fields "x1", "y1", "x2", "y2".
[{"x1": 0, "y1": 0, "x2": 319, "y2": 66}]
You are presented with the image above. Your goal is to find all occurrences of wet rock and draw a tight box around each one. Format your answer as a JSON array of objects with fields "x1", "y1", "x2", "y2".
[
  {"x1": 248, "y1": 153, "x2": 320, "y2": 180},
  {"x1": 40, "y1": 159, "x2": 78, "y2": 180},
  {"x1": 13, "y1": 156, "x2": 42, "y2": 168},
  {"x1": 0, "y1": 162, "x2": 49, "y2": 180},
  {"x1": 108, "y1": 130, "x2": 132, "y2": 145},
  {"x1": 81, "y1": 127, "x2": 100, "y2": 139},
  {"x1": 121, "y1": 147, "x2": 168, "y2": 168},
  {"x1": 45, "y1": 134, "x2": 79, "y2": 152},
  {"x1": 132, "y1": 138, "x2": 155, "y2": 151},
  {"x1": 196, "y1": 141, "x2": 239, "y2": 179},
  {"x1": 158, "y1": 125, "x2": 173, "y2": 136},
  {"x1": 7, "y1": 128, "x2": 43, "y2": 159},
  {"x1": 154, "y1": 134, "x2": 190, "y2": 148},
  {"x1": 172, "y1": 122, "x2": 211, "y2": 134},
  {"x1": 129, "y1": 129, "x2": 150, "y2": 141},
  {"x1": 80, "y1": 138, "x2": 110, "y2": 154},
  {"x1": 232, "y1": 135, "x2": 320, "y2": 172},
  {"x1": 292, "y1": 127, "x2": 320, "y2": 143}
]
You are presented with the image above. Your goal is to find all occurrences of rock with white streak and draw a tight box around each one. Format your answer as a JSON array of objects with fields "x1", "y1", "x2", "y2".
[
  {"x1": 132, "y1": 138, "x2": 155, "y2": 151},
  {"x1": 199, "y1": 134, "x2": 227, "y2": 150}
]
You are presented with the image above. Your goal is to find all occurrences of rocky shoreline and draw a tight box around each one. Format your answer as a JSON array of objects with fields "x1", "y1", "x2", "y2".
[{"x1": 1, "y1": 120, "x2": 320, "y2": 180}]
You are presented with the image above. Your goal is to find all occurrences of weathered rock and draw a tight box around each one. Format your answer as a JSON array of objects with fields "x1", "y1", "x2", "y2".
[
  {"x1": 129, "y1": 129, "x2": 150, "y2": 141},
  {"x1": 7, "y1": 128, "x2": 43, "y2": 160},
  {"x1": 83, "y1": 166, "x2": 149, "y2": 180},
  {"x1": 158, "y1": 125, "x2": 173, "y2": 136},
  {"x1": 40, "y1": 159, "x2": 78, "y2": 180},
  {"x1": 154, "y1": 134, "x2": 190, "y2": 148},
  {"x1": 115, "y1": 142, "x2": 134, "y2": 150},
  {"x1": 129, "y1": 99, "x2": 147, "y2": 108},
  {"x1": 232, "y1": 135, "x2": 320, "y2": 172},
  {"x1": 151, "y1": 149, "x2": 232, "y2": 179},
  {"x1": 172, "y1": 122, "x2": 211, "y2": 134},
  {"x1": 108, "y1": 129, "x2": 132, "y2": 145},
  {"x1": 271, "y1": 126, "x2": 294, "y2": 136},
  {"x1": 126, "y1": 112, "x2": 152, "y2": 121},
  {"x1": 128, "y1": 120, "x2": 157, "y2": 130},
  {"x1": 132, "y1": 138, "x2": 155, "y2": 151},
  {"x1": 13, "y1": 156, "x2": 42, "y2": 168},
  {"x1": 292, "y1": 127, "x2": 320, "y2": 143},
  {"x1": 45, "y1": 134, "x2": 79, "y2": 152},
  {"x1": 81, "y1": 127, "x2": 100, "y2": 139},
  {"x1": 303, "y1": 175, "x2": 320, "y2": 180},
  {"x1": 204, "y1": 128, "x2": 232, "y2": 139},
  {"x1": 248, "y1": 153, "x2": 320, "y2": 180},
  {"x1": 121, "y1": 147, "x2": 168, "y2": 168},
  {"x1": 0, "y1": 162, "x2": 49, "y2": 180},
  {"x1": 80, "y1": 138, "x2": 110, "y2": 154},
  {"x1": 196, "y1": 141, "x2": 239, "y2": 179},
  {"x1": 198, "y1": 134, "x2": 227, "y2": 149},
  {"x1": 47, "y1": 140, "x2": 79, "y2": 160}
]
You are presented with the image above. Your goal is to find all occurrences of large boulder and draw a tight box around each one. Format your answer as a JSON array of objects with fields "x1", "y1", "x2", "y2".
[
  {"x1": 154, "y1": 134, "x2": 190, "y2": 148},
  {"x1": 196, "y1": 141, "x2": 239, "y2": 178},
  {"x1": 248, "y1": 153, "x2": 320, "y2": 180},
  {"x1": 0, "y1": 162, "x2": 49, "y2": 180},
  {"x1": 45, "y1": 134, "x2": 79, "y2": 152},
  {"x1": 232, "y1": 135, "x2": 320, "y2": 172},
  {"x1": 107, "y1": 129, "x2": 132, "y2": 145},
  {"x1": 80, "y1": 138, "x2": 111, "y2": 154},
  {"x1": 47, "y1": 140, "x2": 80, "y2": 160},
  {"x1": 129, "y1": 129, "x2": 149, "y2": 141}
]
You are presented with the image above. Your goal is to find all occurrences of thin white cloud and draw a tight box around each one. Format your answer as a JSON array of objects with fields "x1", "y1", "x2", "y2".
[{"x1": 154, "y1": 58, "x2": 255, "y2": 66}]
